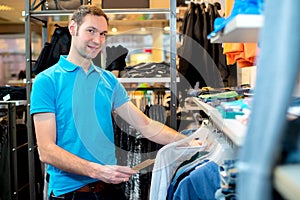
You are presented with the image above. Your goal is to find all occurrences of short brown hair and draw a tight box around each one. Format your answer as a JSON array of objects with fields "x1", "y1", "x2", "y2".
[{"x1": 71, "y1": 5, "x2": 109, "y2": 27}]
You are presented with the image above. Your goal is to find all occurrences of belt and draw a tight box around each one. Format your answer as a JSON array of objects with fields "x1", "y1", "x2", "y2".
[{"x1": 75, "y1": 181, "x2": 108, "y2": 193}]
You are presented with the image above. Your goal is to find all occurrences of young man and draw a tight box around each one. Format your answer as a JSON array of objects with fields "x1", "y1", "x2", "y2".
[{"x1": 30, "y1": 5, "x2": 199, "y2": 200}]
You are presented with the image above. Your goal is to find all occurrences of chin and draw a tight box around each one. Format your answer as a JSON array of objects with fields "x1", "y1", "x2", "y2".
[{"x1": 85, "y1": 52, "x2": 99, "y2": 59}]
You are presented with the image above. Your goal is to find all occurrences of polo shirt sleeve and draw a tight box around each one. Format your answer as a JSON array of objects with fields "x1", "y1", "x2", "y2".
[
  {"x1": 112, "y1": 80, "x2": 130, "y2": 109},
  {"x1": 30, "y1": 73, "x2": 56, "y2": 115}
]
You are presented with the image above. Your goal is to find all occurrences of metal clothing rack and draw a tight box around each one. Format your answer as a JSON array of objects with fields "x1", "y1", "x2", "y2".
[
  {"x1": 24, "y1": 1, "x2": 178, "y2": 199},
  {"x1": 0, "y1": 101, "x2": 30, "y2": 199}
]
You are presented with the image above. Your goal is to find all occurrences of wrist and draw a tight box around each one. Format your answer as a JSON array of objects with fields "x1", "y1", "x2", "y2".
[
  {"x1": 138, "y1": 119, "x2": 164, "y2": 139},
  {"x1": 88, "y1": 162, "x2": 101, "y2": 179}
]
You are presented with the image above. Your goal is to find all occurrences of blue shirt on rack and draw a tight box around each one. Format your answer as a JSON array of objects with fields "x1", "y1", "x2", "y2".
[{"x1": 172, "y1": 161, "x2": 220, "y2": 200}]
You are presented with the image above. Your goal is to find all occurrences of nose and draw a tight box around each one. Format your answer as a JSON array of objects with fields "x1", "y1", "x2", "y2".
[{"x1": 92, "y1": 35, "x2": 105, "y2": 44}]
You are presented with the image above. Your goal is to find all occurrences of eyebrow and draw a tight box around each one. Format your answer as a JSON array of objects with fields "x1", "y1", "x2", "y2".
[
  {"x1": 100, "y1": 31, "x2": 108, "y2": 35},
  {"x1": 86, "y1": 26, "x2": 108, "y2": 34}
]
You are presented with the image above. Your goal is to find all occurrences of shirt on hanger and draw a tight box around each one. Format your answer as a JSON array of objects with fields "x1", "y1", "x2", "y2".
[{"x1": 149, "y1": 125, "x2": 210, "y2": 200}]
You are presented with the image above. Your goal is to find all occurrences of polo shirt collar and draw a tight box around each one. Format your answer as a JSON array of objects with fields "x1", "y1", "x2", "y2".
[{"x1": 58, "y1": 55, "x2": 101, "y2": 73}]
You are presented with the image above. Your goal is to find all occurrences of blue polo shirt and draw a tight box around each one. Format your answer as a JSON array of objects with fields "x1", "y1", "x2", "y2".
[{"x1": 30, "y1": 55, "x2": 130, "y2": 196}]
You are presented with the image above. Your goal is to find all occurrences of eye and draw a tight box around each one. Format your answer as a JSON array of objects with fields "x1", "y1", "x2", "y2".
[
  {"x1": 87, "y1": 29, "x2": 95, "y2": 33},
  {"x1": 100, "y1": 31, "x2": 107, "y2": 37}
]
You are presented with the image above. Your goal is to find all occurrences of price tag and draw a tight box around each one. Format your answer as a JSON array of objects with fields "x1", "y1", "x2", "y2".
[
  {"x1": 132, "y1": 159, "x2": 155, "y2": 171},
  {"x1": 3, "y1": 94, "x2": 10, "y2": 101}
]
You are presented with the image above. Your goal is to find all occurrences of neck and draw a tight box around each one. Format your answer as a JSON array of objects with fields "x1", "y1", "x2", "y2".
[{"x1": 67, "y1": 54, "x2": 92, "y2": 73}]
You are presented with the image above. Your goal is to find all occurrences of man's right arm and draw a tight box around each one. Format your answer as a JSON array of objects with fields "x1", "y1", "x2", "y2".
[{"x1": 33, "y1": 113, "x2": 136, "y2": 184}]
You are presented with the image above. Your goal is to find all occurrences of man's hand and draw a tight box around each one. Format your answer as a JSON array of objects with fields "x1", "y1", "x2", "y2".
[
  {"x1": 91, "y1": 163, "x2": 137, "y2": 184},
  {"x1": 189, "y1": 139, "x2": 203, "y2": 147}
]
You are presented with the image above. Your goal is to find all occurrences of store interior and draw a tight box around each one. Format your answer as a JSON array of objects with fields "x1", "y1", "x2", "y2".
[{"x1": 0, "y1": 0, "x2": 300, "y2": 200}]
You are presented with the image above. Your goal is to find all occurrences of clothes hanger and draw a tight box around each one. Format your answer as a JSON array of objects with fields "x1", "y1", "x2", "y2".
[{"x1": 187, "y1": 122, "x2": 236, "y2": 166}]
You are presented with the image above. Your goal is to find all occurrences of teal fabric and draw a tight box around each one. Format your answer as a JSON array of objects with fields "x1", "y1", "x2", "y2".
[{"x1": 199, "y1": 91, "x2": 239, "y2": 101}]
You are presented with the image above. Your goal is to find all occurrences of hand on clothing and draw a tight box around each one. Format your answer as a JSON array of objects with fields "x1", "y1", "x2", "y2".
[
  {"x1": 176, "y1": 139, "x2": 204, "y2": 148},
  {"x1": 189, "y1": 139, "x2": 204, "y2": 147},
  {"x1": 94, "y1": 164, "x2": 137, "y2": 184}
]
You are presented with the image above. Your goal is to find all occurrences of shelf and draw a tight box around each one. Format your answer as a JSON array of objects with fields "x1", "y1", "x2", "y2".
[
  {"x1": 30, "y1": 8, "x2": 171, "y2": 21},
  {"x1": 0, "y1": 100, "x2": 27, "y2": 108},
  {"x1": 118, "y1": 77, "x2": 179, "y2": 83},
  {"x1": 191, "y1": 97, "x2": 247, "y2": 146},
  {"x1": 274, "y1": 164, "x2": 300, "y2": 200},
  {"x1": 209, "y1": 14, "x2": 264, "y2": 43}
]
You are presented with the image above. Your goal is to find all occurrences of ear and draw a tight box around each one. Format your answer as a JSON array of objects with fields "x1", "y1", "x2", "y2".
[{"x1": 69, "y1": 20, "x2": 77, "y2": 36}]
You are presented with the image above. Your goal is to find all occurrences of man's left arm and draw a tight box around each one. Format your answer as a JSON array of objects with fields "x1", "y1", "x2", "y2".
[{"x1": 115, "y1": 101, "x2": 187, "y2": 145}]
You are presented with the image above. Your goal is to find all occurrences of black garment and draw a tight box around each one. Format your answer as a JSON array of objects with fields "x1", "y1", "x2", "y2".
[
  {"x1": 0, "y1": 86, "x2": 26, "y2": 101},
  {"x1": 0, "y1": 119, "x2": 9, "y2": 200},
  {"x1": 178, "y1": 3, "x2": 234, "y2": 92},
  {"x1": 178, "y1": 3, "x2": 205, "y2": 89},
  {"x1": 210, "y1": 3, "x2": 232, "y2": 87},
  {"x1": 33, "y1": 25, "x2": 71, "y2": 75},
  {"x1": 113, "y1": 113, "x2": 161, "y2": 200}
]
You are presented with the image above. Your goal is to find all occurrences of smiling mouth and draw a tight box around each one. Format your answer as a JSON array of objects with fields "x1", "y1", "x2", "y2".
[{"x1": 88, "y1": 45, "x2": 101, "y2": 52}]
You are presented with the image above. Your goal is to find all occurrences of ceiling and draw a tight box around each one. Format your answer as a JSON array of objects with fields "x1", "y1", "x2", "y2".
[{"x1": 0, "y1": 0, "x2": 26, "y2": 24}]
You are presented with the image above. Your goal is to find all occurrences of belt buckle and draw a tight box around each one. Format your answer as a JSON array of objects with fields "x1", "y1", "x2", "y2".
[
  {"x1": 89, "y1": 184, "x2": 96, "y2": 192},
  {"x1": 87, "y1": 181, "x2": 104, "y2": 193},
  {"x1": 50, "y1": 192, "x2": 66, "y2": 199}
]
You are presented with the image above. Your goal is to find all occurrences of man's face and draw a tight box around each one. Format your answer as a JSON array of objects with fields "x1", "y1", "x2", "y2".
[{"x1": 72, "y1": 14, "x2": 108, "y2": 60}]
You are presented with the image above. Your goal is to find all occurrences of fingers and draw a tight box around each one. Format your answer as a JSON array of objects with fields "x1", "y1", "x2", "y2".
[
  {"x1": 115, "y1": 165, "x2": 137, "y2": 175},
  {"x1": 189, "y1": 139, "x2": 203, "y2": 146},
  {"x1": 177, "y1": 139, "x2": 204, "y2": 148},
  {"x1": 98, "y1": 165, "x2": 137, "y2": 184}
]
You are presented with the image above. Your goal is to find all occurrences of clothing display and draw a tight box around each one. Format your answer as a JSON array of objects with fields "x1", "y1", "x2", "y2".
[
  {"x1": 2, "y1": 0, "x2": 299, "y2": 200},
  {"x1": 172, "y1": 160, "x2": 220, "y2": 200},
  {"x1": 177, "y1": 1, "x2": 235, "y2": 91},
  {"x1": 215, "y1": 160, "x2": 237, "y2": 200},
  {"x1": 105, "y1": 45, "x2": 128, "y2": 72},
  {"x1": 149, "y1": 121, "x2": 237, "y2": 200},
  {"x1": 207, "y1": 0, "x2": 264, "y2": 39},
  {"x1": 113, "y1": 87, "x2": 174, "y2": 200},
  {"x1": 0, "y1": 117, "x2": 9, "y2": 200},
  {"x1": 114, "y1": 113, "x2": 161, "y2": 200},
  {"x1": 166, "y1": 158, "x2": 210, "y2": 200},
  {"x1": 149, "y1": 126, "x2": 209, "y2": 200},
  {"x1": 0, "y1": 104, "x2": 43, "y2": 200},
  {"x1": 122, "y1": 62, "x2": 171, "y2": 78},
  {"x1": 222, "y1": 0, "x2": 260, "y2": 68}
]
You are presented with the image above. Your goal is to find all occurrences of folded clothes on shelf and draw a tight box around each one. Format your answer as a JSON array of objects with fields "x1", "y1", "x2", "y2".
[
  {"x1": 198, "y1": 90, "x2": 239, "y2": 103},
  {"x1": 123, "y1": 62, "x2": 170, "y2": 78},
  {"x1": 216, "y1": 99, "x2": 252, "y2": 119},
  {"x1": 207, "y1": 0, "x2": 264, "y2": 39}
]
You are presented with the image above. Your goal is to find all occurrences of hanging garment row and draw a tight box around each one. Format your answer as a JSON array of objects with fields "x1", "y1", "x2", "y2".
[
  {"x1": 0, "y1": 103, "x2": 43, "y2": 200},
  {"x1": 177, "y1": 1, "x2": 237, "y2": 101},
  {"x1": 149, "y1": 121, "x2": 239, "y2": 200},
  {"x1": 114, "y1": 89, "x2": 170, "y2": 200}
]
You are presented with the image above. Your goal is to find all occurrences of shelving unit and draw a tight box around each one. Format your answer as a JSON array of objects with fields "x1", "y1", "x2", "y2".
[
  {"x1": 203, "y1": 3, "x2": 300, "y2": 198},
  {"x1": 209, "y1": 14, "x2": 264, "y2": 43},
  {"x1": 227, "y1": 1, "x2": 300, "y2": 199},
  {"x1": 0, "y1": 101, "x2": 41, "y2": 200},
  {"x1": 118, "y1": 77, "x2": 179, "y2": 83}
]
